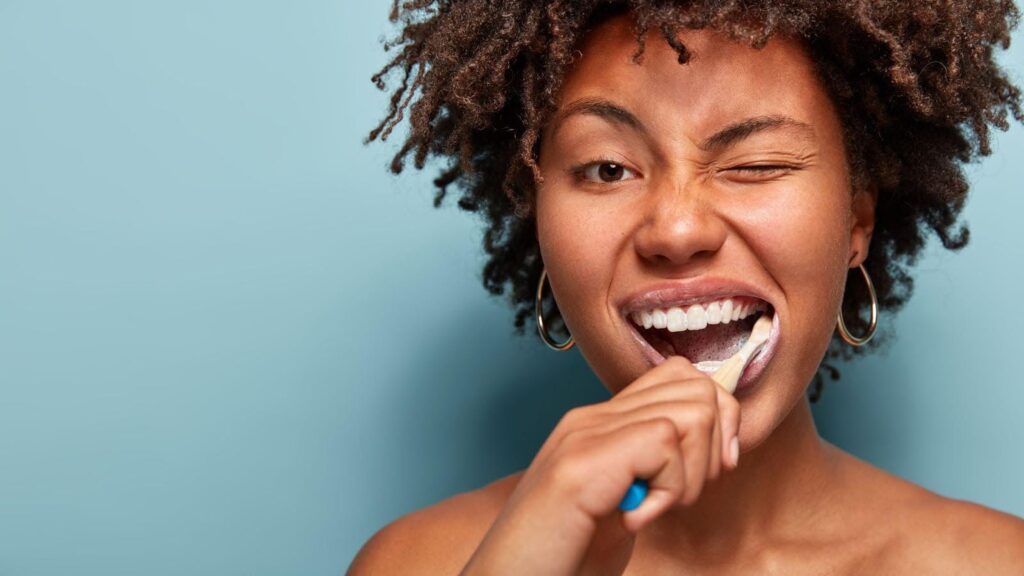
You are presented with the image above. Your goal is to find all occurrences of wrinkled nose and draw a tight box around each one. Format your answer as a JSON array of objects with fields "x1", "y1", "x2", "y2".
[{"x1": 632, "y1": 175, "x2": 728, "y2": 268}]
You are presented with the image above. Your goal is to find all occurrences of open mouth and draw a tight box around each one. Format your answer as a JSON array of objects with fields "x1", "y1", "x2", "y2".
[{"x1": 628, "y1": 297, "x2": 775, "y2": 373}]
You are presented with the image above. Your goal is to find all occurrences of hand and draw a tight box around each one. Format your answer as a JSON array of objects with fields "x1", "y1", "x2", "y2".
[{"x1": 459, "y1": 356, "x2": 742, "y2": 576}]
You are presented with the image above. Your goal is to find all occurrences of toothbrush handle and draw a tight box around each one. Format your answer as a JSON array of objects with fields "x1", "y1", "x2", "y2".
[
  {"x1": 618, "y1": 478, "x2": 649, "y2": 511},
  {"x1": 709, "y1": 353, "x2": 746, "y2": 394}
]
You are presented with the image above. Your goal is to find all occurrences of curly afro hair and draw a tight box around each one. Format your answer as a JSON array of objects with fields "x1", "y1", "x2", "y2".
[{"x1": 366, "y1": 0, "x2": 1022, "y2": 401}]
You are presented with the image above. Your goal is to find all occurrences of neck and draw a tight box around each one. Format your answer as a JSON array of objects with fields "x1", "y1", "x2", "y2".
[{"x1": 642, "y1": 394, "x2": 841, "y2": 557}]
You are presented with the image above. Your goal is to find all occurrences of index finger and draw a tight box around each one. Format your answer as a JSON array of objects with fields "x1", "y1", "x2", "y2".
[{"x1": 615, "y1": 356, "x2": 708, "y2": 399}]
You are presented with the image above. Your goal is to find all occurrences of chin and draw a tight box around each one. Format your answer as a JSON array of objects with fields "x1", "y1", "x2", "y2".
[{"x1": 734, "y1": 364, "x2": 816, "y2": 452}]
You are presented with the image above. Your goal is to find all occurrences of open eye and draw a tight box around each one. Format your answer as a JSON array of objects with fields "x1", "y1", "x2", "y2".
[{"x1": 575, "y1": 161, "x2": 639, "y2": 184}]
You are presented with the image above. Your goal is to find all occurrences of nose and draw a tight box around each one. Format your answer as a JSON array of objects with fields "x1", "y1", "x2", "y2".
[{"x1": 632, "y1": 174, "x2": 728, "y2": 268}]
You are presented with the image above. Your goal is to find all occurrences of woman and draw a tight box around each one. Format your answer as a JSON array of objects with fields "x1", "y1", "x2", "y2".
[{"x1": 351, "y1": 1, "x2": 1024, "y2": 573}]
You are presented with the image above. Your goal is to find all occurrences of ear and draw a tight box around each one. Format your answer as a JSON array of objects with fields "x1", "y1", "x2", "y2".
[{"x1": 848, "y1": 183, "x2": 877, "y2": 268}]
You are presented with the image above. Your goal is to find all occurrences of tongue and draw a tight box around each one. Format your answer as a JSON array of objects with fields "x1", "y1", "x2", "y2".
[{"x1": 664, "y1": 315, "x2": 757, "y2": 363}]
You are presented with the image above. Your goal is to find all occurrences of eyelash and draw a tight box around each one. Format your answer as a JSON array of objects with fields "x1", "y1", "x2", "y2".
[
  {"x1": 569, "y1": 159, "x2": 639, "y2": 184},
  {"x1": 728, "y1": 165, "x2": 793, "y2": 175}
]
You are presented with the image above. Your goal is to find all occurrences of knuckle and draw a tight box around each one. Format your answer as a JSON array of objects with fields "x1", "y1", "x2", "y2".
[
  {"x1": 557, "y1": 427, "x2": 587, "y2": 450},
  {"x1": 561, "y1": 406, "x2": 583, "y2": 424},
  {"x1": 665, "y1": 355, "x2": 688, "y2": 366},
  {"x1": 558, "y1": 406, "x2": 589, "y2": 430},
  {"x1": 665, "y1": 355, "x2": 694, "y2": 372},
  {"x1": 696, "y1": 403, "x2": 717, "y2": 428},
  {"x1": 646, "y1": 418, "x2": 679, "y2": 447},
  {"x1": 548, "y1": 448, "x2": 591, "y2": 493},
  {"x1": 718, "y1": 393, "x2": 739, "y2": 418}
]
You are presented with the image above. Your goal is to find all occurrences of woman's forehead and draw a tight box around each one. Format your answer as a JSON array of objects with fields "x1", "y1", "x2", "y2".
[{"x1": 550, "y1": 13, "x2": 831, "y2": 142}]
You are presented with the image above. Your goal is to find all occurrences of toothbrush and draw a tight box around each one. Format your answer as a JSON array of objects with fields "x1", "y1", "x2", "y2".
[
  {"x1": 618, "y1": 313, "x2": 774, "y2": 511},
  {"x1": 705, "y1": 312, "x2": 774, "y2": 394}
]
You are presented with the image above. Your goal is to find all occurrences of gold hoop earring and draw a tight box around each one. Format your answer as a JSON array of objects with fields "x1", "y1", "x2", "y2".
[
  {"x1": 535, "y1": 267, "x2": 575, "y2": 351},
  {"x1": 836, "y1": 263, "x2": 879, "y2": 347}
]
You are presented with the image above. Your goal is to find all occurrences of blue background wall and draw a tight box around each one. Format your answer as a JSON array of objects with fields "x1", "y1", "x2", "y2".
[{"x1": 0, "y1": 2, "x2": 1021, "y2": 574}]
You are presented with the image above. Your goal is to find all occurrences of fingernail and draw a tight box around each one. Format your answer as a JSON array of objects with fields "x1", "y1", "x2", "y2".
[{"x1": 730, "y1": 436, "x2": 740, "y2": 467}]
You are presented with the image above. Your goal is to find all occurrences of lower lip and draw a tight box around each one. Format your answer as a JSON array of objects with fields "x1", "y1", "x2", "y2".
[{"x1": 625, "y1": 310, "x2": 781, "y2": 396}]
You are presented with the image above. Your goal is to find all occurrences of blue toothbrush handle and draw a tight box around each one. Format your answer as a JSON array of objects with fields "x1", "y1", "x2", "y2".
[{"x1": 618, "y1": 478, "x2": 649, "y2": 511}]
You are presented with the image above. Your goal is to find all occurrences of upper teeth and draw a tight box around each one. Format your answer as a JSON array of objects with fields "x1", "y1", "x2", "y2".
[{"x1": 630, "y1": 298, "x2": 767, "y2": 332}]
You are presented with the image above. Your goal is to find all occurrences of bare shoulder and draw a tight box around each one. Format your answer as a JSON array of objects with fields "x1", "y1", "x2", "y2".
[
  {"x1": 346, "y1": 471, "x2": 524, "y2": 576},
  {"x1": 903, "y1": 494, "x2": 1024, "y2": 574},
  {"x1": 832, "y1": 445, "x2": 1024, "y2": 573}
]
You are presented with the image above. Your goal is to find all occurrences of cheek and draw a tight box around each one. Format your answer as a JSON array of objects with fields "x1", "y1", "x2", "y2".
[
  {"x1": 732, "y1": 172, "x2": 850, "y2": 276},
  {"x1": 536, "y1": 193, "x2": 622, "y2": 330},
  {"x1": 738, "y1": 185, "x2": 850, "y2": 350},
  {"x1": 753, "y1": 197, "x2": 846, "y2": 279}
]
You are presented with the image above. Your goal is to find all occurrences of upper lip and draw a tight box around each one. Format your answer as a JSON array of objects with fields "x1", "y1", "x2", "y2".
[{"x1": 618, "y1": 277, "x2": 775, "y2": 317}]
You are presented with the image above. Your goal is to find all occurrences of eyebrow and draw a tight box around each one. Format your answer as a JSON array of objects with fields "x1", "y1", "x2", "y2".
[
  {"x1": 549, "y1": 97, "x2": 816, "y2": 151},
  {"x1": 701, "y1": 115, "x2": 816, "y2": 151}
]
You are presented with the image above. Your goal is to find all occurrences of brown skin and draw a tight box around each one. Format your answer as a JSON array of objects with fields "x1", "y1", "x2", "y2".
[{"x1": 350, "y1": 15, "x2": 1024, "y2": 575}]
